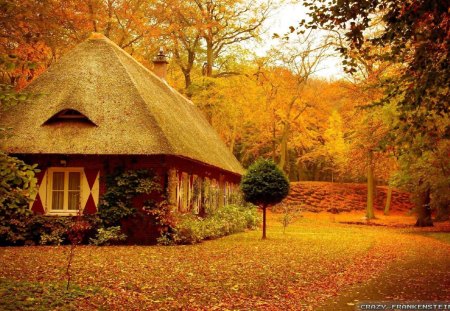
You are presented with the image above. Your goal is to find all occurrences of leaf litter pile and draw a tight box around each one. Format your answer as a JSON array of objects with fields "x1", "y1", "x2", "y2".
[{"x1": 0, "y1": 213, "x2": 449, "y2": 310}]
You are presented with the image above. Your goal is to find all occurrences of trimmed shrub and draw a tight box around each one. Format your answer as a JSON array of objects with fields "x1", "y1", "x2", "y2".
[
  {"x1": 241, "y1": 159, "x2": 289, "y2": 239},
  {"x1": 241, "y1": 159, "x2": 290, "y2": 207}
]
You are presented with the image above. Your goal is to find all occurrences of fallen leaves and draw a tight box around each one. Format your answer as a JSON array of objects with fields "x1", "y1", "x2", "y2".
[{"x1": 0, "y1": 213, "x2": 449, "y2": 310}]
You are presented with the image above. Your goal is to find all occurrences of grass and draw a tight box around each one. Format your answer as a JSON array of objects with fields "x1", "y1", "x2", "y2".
[
  {"x1": 416, "y1": 232, "x2": 450, "y2": 245},
  {"x1": 0, "y1": 211, "x2": 449, "y2": 310},
  {"x1": 0, "y1": 279, "x2": 97, "y2": 311}
]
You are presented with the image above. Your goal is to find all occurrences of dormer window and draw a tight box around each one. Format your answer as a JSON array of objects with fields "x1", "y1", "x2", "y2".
[{"x1": 43, "y1": 109, "x2": 96, "y2": 126}]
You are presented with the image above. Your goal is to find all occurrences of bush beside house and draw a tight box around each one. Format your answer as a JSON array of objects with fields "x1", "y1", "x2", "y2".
[
  {"x1": 158, "y1": 204, "x2": 260, "y2": 245},
  {"x1": 0, "y1": 169, "x2": 258, "y2": 246}
]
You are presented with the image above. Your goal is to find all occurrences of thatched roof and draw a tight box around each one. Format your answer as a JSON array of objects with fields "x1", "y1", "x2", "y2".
[{"x1": 2, "y1": 35, "x2": 243, "y2": 175}]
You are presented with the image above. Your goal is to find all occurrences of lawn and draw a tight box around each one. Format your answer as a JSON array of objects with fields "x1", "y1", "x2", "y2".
[{"x1": 1, "y1": 212, "x2": 449, "y2": 310}]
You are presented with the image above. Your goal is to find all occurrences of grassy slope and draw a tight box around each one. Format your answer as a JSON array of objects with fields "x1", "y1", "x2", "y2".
[{"x1": 0, "y1": 212, "x2": 449, "y2": 310}]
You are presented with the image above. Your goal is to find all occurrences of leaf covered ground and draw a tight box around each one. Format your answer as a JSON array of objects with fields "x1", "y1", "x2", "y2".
[{"x1": 0, "y1": 212, "x2": 449, "y2": 310}]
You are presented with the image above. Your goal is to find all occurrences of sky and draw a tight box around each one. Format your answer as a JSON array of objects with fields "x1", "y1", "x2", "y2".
[{"x1": 254, "y1": 2, "x2": 345, "y2": 79}]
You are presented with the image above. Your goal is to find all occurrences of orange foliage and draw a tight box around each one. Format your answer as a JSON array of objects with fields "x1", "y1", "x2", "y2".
[
  {"x1": 0, "y1": 212, "x2": 448, "y2": 309},
  {"x1": 282, "y1": 182, "x2": 413, "y2": 214}
]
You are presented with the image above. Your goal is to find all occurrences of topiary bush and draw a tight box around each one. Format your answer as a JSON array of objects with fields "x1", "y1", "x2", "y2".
[{"x1": 240, "y1": 159, "x2": 290, "y2": 239}]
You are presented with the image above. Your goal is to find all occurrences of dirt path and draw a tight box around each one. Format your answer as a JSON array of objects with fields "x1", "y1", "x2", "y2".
[{"x1": 316, "y1": 234, "x2": 450, "y2": 310}]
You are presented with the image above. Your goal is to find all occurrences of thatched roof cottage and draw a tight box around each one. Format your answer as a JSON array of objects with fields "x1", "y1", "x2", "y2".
[{"x1": 3, "y1": 34, "x2": 243, "y2": 228}]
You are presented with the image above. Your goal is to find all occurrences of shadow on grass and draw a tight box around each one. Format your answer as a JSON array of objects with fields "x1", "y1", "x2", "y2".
[
  {"x1": 415, "y1": 232, "x2": 450, "y2": 245},
  {"x1": 0, "y1": 279, "x2": 100, "y2": 311}
]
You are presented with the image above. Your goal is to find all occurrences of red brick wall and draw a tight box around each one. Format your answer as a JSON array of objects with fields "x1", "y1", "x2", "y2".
[
  {"x1": 17, "y1": 154, "x2": 241, "y2": 244},
  {"x1": 19, "y1": 154, "x2": 240, "y2": 199}
]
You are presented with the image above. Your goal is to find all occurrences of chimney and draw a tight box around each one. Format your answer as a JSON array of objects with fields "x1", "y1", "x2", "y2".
[{"x1": 152, "y1": 47, "x2": 169, "y2": 80}]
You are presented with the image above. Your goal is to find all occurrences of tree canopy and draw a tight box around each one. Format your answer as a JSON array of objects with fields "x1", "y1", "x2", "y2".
[{"x1": 301, "y1": 0, "x2": 449, "y2": 137}]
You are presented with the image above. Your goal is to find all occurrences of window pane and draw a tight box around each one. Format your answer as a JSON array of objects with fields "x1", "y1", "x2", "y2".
[
  {"x1": 52, "y1": 191, "x2": 64, "y2": 210},
  {"x1": 68, "y1": 192, "x2": 80, "y2": 210},
  {"x1": 68, "y1": 172, "x2": 81, "y2": 210},
  {"x1": 68, "y1": 172, "x2": 80, "y2": 191},
  {"x1": 52, "y1": 172, "x2": 64, "y2": 190}
]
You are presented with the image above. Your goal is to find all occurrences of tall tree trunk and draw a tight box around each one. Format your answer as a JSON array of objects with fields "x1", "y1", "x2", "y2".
[
  {"x1": 384, "y1": 186, "x2": 392, "y2": 215},
  {"x1": 272, "y1": 112, "x2": 276, "y2": 161},
  {"x1": 183, "y1": 72, "x2": 192, "y2": 90},
  {"x1": 104, "y1": 0, "x2": 114, "y2": 38},
  {"x1": 366, "y1": 150, "x2": 375, "y2": 219},
  {"x1": 229, "y1": 116, "x2": 238, "y2": 153},
  {"x1": 88, "y1": 0, "x2": 98, "y2": 32},
  {"x1": 262, "y1": 205, "x2": 267, "y2": 239},
  {"x1": 415, "y1": 187, "x2": 433, "y2": 227},
  {"x1": 278, "y1": 122, "x2": 290, "y2": 174},
  {"x1": 183, "y1": 49, "x2": 196, "y2": 90},
  {"x1": 206, "y1": 40, "x2": 213, "y2": 77}
]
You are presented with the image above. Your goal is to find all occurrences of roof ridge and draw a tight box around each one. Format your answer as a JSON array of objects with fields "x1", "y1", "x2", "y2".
[
  {"x1": 109, "y1": 42, "x2": 174, "y2": 152},
  {"x1": 98, "y1": 36, "x2": 199, "y2": 108},
  {"x1": 99, "y1": 36, "x2": 168, "y2": 87}
]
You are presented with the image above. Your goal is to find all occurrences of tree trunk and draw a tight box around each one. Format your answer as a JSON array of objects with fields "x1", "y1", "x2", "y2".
[
  {"x1": 206, "y1": 40, "x2": 213, "y2": 77},
  {"x1": 183, "y1": 49, "x2": 196, "y2": 90},
  {"x1": 366, "y1": 151, "x2": 375, "y2": 219},
  {"x1": 272, "y1": 113, "x2": 276, "y2": 161},
  {"x1": 435, "y1": 200, "x2": 449, "y2": 222},
  {"x1": 229, "y1": 114, "x2": 238, "y2": 153},
  {"x1": 183, "y1": 72, "x2": 192, "y2": 90},
  {"x1": 278, "y1": 122, "x2": 290, "y2": 174},
  {"x1": 384, "y1": 186, "x2": 392, "y2": 215},
  {"x1": 415, "y1": 187, "x2": 433, "y2": 227},
  {"x1": 88, "y1": 0, "x2": 98, "y2": 32},
  {"x1": 262, "y1": 205, "x2": 267, "y2": 239}
]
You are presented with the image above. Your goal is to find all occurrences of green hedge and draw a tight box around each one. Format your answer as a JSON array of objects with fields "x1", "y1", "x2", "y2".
[
  {"x1": 0, "y1": 216, "x2": 100, "y2": 246},
  {"x1": 158, "y1": 204, "x2": 261, "y2": 245}
]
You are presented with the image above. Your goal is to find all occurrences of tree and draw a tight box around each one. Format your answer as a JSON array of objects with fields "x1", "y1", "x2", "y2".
[
  {"x1": 156, "y1": 0, "x2": 271, "y2": 91},
  {"x1": 240, "y1": 159, "x2": 289, "y2": 239},
  {"x1": 0, "y1": 0, "x2": 162, "y2": 88},
  {"x1": 194, "y1": 0, "x2": 271, "y2": 77},
  {"x1": 254, "y1": 34, "x2": 330, "y2": 176},
  {"x1": 189, "y1": 70, "x2": 262, "y2": 155},
  {"x1": 301, "y1": 0, "x2": 449, "y2": 226},
  {"x1": 301, "y1": 109, "x2": 348, "y2": 182},
  {"x1": 155, "y1": 0, "x2": 203, "y2": 90},
  {"x1": 0, "y1": 84, "x2": 39, "y2": 245}
]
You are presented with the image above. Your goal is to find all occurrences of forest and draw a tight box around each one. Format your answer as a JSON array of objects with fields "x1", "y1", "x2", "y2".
[{"x1": 2, "y1": 0, "x2": 447, "y2": 224}]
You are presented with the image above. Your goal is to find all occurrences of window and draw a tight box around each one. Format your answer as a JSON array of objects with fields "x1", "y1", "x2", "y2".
[
  {"x1": 191, "y1": 175, "x2": 202, "y2": 214},
  {"x1": 43, "y1": 109, "x2": 96, "y2": 126},
  {"x1": 177, "y1": 172, "x2": 190, "y2": 212},
  {"x1": 48, "y1": 168, "x2": 83, "y2": 214}
]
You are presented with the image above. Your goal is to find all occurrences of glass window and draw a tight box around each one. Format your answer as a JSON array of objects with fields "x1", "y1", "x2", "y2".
[
  {"x1": 49, "y1": 168, "x2": 83, "y2": 213},
  {"x1": 52, "y1": 172, "x2": 65, "y2": 210},
  {"x1": 68, "y1": 172, "x2": 81, "y2": 210}
]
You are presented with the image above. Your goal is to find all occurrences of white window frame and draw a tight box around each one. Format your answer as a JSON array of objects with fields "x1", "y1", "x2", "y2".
[{"x1": 47, "y1": 167, "x2": 84, "y2": 216}]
